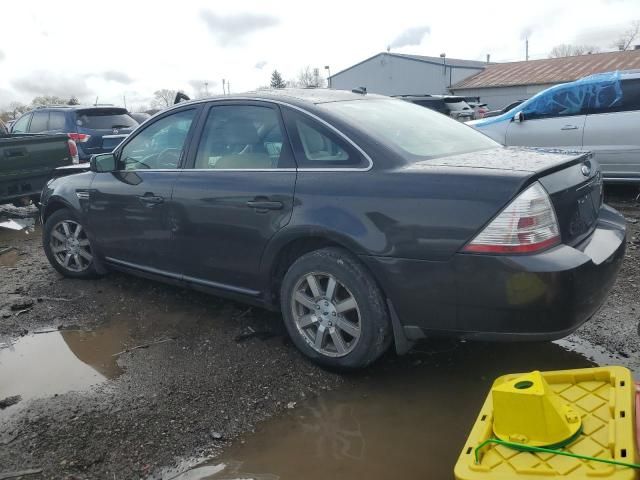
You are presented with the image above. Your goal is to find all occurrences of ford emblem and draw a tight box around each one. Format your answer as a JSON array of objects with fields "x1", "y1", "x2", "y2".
[{"x1": 581, "y1": 163, "x2": 591, "y2": 177}]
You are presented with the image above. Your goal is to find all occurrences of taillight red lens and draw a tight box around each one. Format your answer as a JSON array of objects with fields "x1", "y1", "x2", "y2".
[
  {"x1": 68, "y1": 133, "x2": 90, "y2": 143},
  {"x1": 462, "y1": 182, "x2": 560, "y2": 254},
  {"x1": 67, "y1": 139, "x2": 79, "y2": 164}
]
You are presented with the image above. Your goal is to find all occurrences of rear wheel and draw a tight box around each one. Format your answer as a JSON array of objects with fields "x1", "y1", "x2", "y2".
[
  {"x1": 43, "y1": 208, "x2": 100, "y2": 278},
  {"x1": 280, "y1": 247, "x2": 391, "y2": 369}
]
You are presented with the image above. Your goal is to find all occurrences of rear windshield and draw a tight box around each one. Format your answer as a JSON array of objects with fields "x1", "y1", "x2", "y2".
[
  {"x1": 74, "y1": 109, "x2": 137, "y2": 129},
  {"x1": 322, "y1": 98, "x2": 498, "y2": 159}
]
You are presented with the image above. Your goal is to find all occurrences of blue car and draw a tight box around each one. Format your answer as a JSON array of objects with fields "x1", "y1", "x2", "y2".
[{"x1": 10, "y1": 105, "x2": 138, "y2": 161}]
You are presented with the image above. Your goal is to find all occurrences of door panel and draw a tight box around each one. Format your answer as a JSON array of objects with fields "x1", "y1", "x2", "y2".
[
  {"x1": 583, "y1": 111, "x2": 640, "y2": 179},
  {"x1": 88, "y1": 107, "x2": 199, "y2": 272},
  {"x1": 172, "y1": 171, "x2": 296, "y2": 292},
  {"x1": 172, "y1": 102, "x2": 296, "y2": 293},
  {"x1": 506, "y1": 114, "x2": 586, "y2": 150},
  {"x1": 89, "y1": 171, "x2": 178, "y2": 271}
]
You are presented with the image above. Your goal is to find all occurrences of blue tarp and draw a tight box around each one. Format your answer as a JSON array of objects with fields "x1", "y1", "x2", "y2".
[{"x1": 474, "y1": 71, "x2": 623, "y2": 127}]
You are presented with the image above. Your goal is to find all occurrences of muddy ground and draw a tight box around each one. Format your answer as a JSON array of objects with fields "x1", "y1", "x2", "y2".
[{"x1": 0, "y1": 188, "x2": 639, "y2": 479}]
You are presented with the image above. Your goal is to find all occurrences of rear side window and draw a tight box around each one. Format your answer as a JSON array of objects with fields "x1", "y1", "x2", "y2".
[
  {"x1": 587, "y1": 79, "x2": 640, "y2": 114},
  {"x1": 29, "y1": 111, "x2": 49, "y2": 132},
  {"x1": 284, "y1": 109, "x2": 363, "y2": 168},
  {"x1": 48, "y1": 111, "x2": 66, "y2": 130},
  {"x1": 194, "y1": 105, "x2": 293, "y2": 169},
  {"x1": 12, "y1": 114, "x2": 31, "y2": 133},
  {"x1": 75, "y1": 109, "x2": 137, "y2": 129}
]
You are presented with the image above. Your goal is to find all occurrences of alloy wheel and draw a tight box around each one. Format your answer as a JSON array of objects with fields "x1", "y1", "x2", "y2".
[
  {"x1": 49, "y1": 220, "x2": 93, "y2": 272},
  {"x1": 291, "y1": 272, "x2": 361, "y2": 357}
]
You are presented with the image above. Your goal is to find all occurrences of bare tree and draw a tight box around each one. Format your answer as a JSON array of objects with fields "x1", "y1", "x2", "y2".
[
  {"x1": 548, "y1": 44, "x2": 600, "y2": 58},
  {"x1": 151, "y1": 89, "x2": 177, "y2": 109},
  {"x1": 31, "y1": 95, "x2": 68, "y2": 107},
  {"x1": 613, "y1": 20, "x2": 640, "y2": 51},
  {"x1": 295, "y1": 66, "x2": 326, "y2": 88},
  {"x1": 7, "y1": 101, "x2": 29, "y2": 119}
]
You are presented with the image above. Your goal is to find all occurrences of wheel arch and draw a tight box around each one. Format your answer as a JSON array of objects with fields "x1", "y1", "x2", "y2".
[
  {"x1": 42, "y1": 196, "x2": 76, "y2": 223},
  {"x1": 261, "y1": 226, "x2": 384, "y2": 308}
]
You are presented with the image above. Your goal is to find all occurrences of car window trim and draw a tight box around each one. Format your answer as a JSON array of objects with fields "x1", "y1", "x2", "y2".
[
  {"x1": 112, "y1": 105, "x2": 203, "y2": 172},
  {"x1": 156, "y1": 97, "x2": 374, "y2": 172}
]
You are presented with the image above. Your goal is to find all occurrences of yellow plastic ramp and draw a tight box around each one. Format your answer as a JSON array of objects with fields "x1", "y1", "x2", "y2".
[{"x1": 454, "y1": 366, "x2": 638, "y2": 480}]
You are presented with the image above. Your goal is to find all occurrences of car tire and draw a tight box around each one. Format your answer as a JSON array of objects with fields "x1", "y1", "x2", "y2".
[
  {"x1": 280, "y1": 247, "x2": 391, "y2": 369},
  {"x1": 43, "y1": 208, "x2": 101, "y2": 279}
]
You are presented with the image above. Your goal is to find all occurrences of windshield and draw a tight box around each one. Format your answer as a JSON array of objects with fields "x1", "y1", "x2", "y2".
[{"x1": 322, "y1": 98, "x2": 498, "y2": 159}]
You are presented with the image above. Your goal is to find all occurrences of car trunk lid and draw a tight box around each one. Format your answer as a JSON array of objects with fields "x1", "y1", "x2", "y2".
[{"x1": 414, "y1": 147, "x2": 603, "y2": 247}]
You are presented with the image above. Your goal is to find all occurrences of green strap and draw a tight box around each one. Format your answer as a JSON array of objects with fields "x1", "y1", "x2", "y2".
[{"x1": 475, "y1": 438, "x2": 640, "y2": 469}]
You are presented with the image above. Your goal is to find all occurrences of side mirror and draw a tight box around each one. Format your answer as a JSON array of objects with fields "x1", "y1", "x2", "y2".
[
  {"x1": 90, "y1": 153, "x2": 117, "y2": 173},
  {"x1": 512, "y1": 111, "x2": 525, "y2": 123}
]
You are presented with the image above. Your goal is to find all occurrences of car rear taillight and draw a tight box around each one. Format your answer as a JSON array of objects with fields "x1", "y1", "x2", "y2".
[
  {"x1": 67, "y1": 139, "x2": 79, "y2": 164},
  {"x1": 462, "y1": 182, "x2": 560, "y2": 254},
  {"x1": 68, "y1": 133, "x2": 90, "y2": 143}
]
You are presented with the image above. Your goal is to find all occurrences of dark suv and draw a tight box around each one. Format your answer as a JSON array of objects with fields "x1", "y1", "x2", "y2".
[{"x1": 11, "y1": 105, "x2": 138, "y2": 161}]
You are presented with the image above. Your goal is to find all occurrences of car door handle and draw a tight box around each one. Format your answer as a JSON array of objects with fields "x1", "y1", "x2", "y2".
[
  {"x1": 246, "y1": 199, "x2": 283, "y2": 211},
  {"x1": 4, "y1": 148, "x2": 27, "y2": 158},
  {"x1": 138, "y1": 193, "x2": 164, "y2": 205},
  {"x1": 560, "y1": 125, "x2": 579, "y2": 130}
]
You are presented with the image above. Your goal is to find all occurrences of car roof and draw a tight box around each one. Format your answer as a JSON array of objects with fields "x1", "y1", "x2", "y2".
[
  {"x1": 32, "y1": 105, "x2": 128, "y2": 112},
  {"x1": 170, "y1": 89, "x2": 388, "y2": 112}
]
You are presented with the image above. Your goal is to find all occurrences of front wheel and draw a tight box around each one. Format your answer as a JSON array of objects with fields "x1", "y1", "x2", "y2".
[
  {"x1": 280, "y1": 247, "x2": 391, "y2": 369},
  {"x1": 43, "y1": 208, "x2": 100, "y2": 278}
]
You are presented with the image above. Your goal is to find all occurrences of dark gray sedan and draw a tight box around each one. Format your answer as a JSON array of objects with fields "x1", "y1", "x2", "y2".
[{"x1": 40, "y1": 89, "x2": 626, "y2": 369}]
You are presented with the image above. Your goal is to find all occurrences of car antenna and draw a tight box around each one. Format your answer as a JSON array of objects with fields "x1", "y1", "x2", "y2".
[{"x1": 351, "y1": 87, "x2": 367, "y2": 95}]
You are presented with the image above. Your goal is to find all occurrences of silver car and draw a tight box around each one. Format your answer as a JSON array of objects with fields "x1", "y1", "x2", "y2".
[{"x1": 468, "y1": 70, "x2": 640, "y2": 182}]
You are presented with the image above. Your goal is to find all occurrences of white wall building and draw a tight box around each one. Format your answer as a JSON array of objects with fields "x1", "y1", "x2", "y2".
[{"x1": 329, "y1": 52, "x2": 487, "y2": 96}]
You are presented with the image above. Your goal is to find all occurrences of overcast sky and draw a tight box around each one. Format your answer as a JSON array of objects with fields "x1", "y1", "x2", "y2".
[{"x1": 0, "y1": 0, "x2": 638, "y2": 111}]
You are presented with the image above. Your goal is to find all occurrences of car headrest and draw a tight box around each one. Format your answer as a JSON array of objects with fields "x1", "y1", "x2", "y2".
[{"x1": 220, "y1": 117, "x2": 259, "y2": 145}]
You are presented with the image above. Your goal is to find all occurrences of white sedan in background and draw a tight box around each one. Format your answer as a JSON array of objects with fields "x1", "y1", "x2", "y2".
[{"x1": 468, "y1": 70, "x2": 640, "y2": 183}]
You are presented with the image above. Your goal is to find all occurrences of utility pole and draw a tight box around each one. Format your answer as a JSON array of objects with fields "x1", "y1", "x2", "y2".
[
  {"x1": 324, "y1": 65, "x2": 331, "y2": 88},
  {"x1": 526, "y1": 37, "x2": 529, "y2": 61},
  {"x1": 222, "y1": 79, "x2": 226, "y2": 95},
  {"x1": 204, "y1": 82, "x2": 209, "y2": 96},
  {"x1": 123, "y1": 95, "x2": 127, "y2": 110}
]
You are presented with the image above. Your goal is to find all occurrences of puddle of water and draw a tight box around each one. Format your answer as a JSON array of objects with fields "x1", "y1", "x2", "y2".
[
  {"x1": 0, "y1": 321, "x2": 130, "y2": 420},
  {"x1": 173, "y1": 341, "x2": 596, "y2": 480},
  {"x1": 0, "y1": 248, "x2": 19, "y2": 267}
]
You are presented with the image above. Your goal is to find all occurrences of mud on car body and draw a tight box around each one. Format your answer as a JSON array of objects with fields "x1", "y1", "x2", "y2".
[{"x1": 40, "y1": 89, "x2": 626, "y2": 369}]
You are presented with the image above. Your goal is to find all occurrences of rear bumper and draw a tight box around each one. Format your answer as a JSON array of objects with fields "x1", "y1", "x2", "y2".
[{"x1": 361, "y1": 204, "x2": 626, "y2": 342}]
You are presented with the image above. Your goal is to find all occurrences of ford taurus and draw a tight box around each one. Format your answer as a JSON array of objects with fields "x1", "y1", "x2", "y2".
[{"x1": 40, "y1": 89, "x2": 626, "y2": 369}]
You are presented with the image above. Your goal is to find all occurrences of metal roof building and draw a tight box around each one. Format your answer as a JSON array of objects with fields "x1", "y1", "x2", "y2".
[
  {"x1": 329, "y1": 52, "x2": 487, "y2": 97},
  {"x1": 450, "y1": 49, "x2": 640, "y2": 109}
]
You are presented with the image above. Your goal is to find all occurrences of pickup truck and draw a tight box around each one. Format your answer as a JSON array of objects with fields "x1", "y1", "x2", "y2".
[{"x1": 0, "y1": 132, "x2": 78, "y2": 206}]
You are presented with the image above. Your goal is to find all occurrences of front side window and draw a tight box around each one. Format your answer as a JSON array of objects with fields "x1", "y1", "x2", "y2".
[
  {"x1": 12, "y1": 114, "x2": 31, "y2": 133},
  {"x1": 194, "y1": 105, "x2": 291, "y2": 169},
  {"x1": 29, "y1": 111, "x2": 49, "y2": 132},
  {"x1": 119, "y1": 109, "x2": 196, "y2": 170},
  {"x1": 322, "y1": 98, "x2": 497, "y2": 160}
]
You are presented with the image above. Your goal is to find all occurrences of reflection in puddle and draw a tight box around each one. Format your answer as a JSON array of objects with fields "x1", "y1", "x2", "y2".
[
  {"x1": 0, "y1": 322, "x2": 130, "y2": 420},
  {"x1": 177, "y1": 341, "x2": 597, "y2": 480}
]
